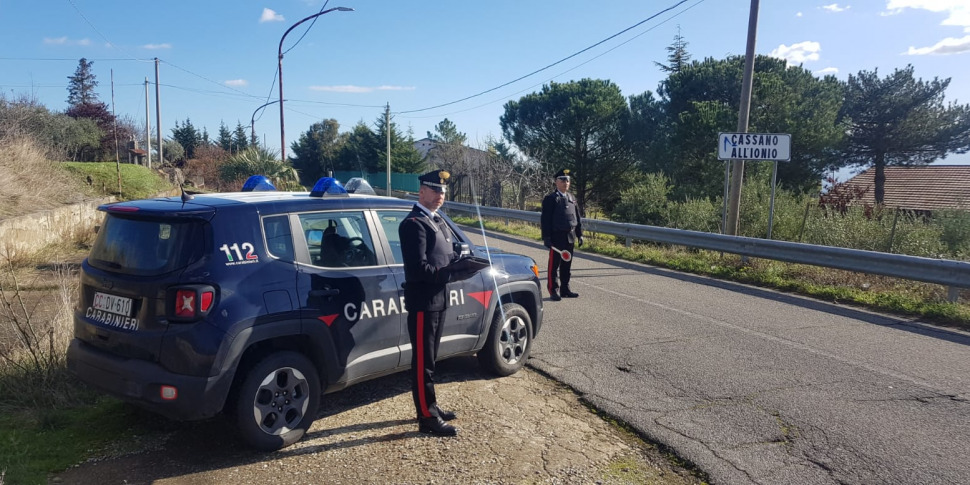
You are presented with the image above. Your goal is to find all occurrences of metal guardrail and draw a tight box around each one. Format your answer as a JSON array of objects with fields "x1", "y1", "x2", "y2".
[{"x1": 442, "y1": 200, "x2": 970, "y2": 301}]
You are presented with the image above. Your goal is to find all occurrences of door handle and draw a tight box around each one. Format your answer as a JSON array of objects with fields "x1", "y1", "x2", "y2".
[{"x1": 310, "y1": 288, "x2": 340, "y2": 297}]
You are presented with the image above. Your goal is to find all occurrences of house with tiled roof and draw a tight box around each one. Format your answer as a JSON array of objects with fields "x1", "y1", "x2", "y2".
[{"x1": 840, "y1": 165, "x2": 970, "y2": 212}]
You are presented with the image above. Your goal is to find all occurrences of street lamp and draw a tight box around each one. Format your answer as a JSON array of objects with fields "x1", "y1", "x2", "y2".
[
  {"x1": 251, "y1": 99, "x2": 284, "y2": 147},
  {"x1": 278, "y1": 6, "x2": 353, "y2": 162}
]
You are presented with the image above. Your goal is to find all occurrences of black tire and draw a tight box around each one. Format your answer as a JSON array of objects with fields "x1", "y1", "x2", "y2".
[
  {"x1": 234, "y1": 351, "x2": 321, "y2": 451},
  {"x1": 478, "y1": 303, "x2": 532, "y2": 376}
]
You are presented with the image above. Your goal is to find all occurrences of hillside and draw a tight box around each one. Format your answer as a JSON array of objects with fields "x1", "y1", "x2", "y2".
[
  {"x1": 0, "y1": 137, "x2": 90, "y2": 220},
  {"x1": 0, "y1": 136, "x2": 174, "y2": 220}
]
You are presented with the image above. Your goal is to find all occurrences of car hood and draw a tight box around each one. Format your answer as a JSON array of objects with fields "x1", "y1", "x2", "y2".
[{"x1": 471, "y1": 246, "x2": 537, "y2": 281}]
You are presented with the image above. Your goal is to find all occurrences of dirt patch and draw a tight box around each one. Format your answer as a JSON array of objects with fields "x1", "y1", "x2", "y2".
[{"x1": 51, "y1": 356, "x2": 701, "y2": 485}]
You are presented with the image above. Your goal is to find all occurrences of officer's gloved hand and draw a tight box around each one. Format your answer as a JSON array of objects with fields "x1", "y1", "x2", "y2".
[
  {"x1": 543, "y1": 239, "x2": 552, "y2": 248},
  {"x1": 578, "y1": 236, "x2": 584, "y2": 247}
]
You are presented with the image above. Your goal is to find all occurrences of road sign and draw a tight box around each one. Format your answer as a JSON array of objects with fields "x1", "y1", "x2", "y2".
[{"x1": 718, "y1": 133, "x2": 791, "y2": 161}]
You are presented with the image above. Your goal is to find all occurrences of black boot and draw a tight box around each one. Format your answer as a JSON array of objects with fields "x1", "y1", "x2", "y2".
[
  {"x1": 419, "y1": 416, "x2": 458, "y2": 436},
  {"x1": 561, "y1": 287, "x2": 579, "y2": 298},
  {"x1": 550, "y1": 290, "x2": 562, "y2": 301},
  {"x1": 433, "y1": 404, "x2": 456, "y2": 421}
]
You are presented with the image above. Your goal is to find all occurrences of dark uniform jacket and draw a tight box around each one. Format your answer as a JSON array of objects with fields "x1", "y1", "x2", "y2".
[
  {"x1": 541, "y1": 190, "x2": 583, "y2": 245},
  {"x1": 399, "y1": 205, "x2": 456, "y2": 312}
]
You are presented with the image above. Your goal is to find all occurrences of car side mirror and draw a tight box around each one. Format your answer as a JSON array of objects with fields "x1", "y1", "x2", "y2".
[{"x1": 454, "y1": 242, "x2": 471, "y2": 257}]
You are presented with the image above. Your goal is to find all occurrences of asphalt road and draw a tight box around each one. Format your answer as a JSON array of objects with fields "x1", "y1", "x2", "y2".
[{"x1": 465, "y1": 228, "x2": 970, "y2": 485}]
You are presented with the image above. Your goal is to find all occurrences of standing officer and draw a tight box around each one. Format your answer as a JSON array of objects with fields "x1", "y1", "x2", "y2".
[
  {"x1": 398, "y1": 169, "x2": 469, "y2": 436},
  {"x1": 541, "y1": 168, "x2": 583, "y2": 301}
]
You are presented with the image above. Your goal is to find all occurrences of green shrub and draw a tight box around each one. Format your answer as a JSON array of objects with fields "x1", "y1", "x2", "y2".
[
  {"x1": 933, "y1": 209, "x2": 970, "y2": 258},
  {"x1": 62, "y1": 162, "x2": 173, "y2": 200},
  {"x1": 801, "y1": 205, "x2": 946, "y2": 257},
  {"x1": 612, "y1": 172, "x2": 672, "y2": 226},
  {"x1": 668, "y1": 197, "x2": 720, "y2": 232},
  {"x1": 737, "y1": 170, "x2": 815, "y2": 240},
  {"x1": 219, "y1": 147, "x2": 302, "y2": 191}
]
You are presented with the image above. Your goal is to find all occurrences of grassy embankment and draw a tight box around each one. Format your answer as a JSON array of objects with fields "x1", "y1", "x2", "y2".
[
  {"x1": 451, "y1": 215, "x2": 970, "y2": 329},
  {"x1": 1, "y1": 136, "x2": 175, "y2": 484}
]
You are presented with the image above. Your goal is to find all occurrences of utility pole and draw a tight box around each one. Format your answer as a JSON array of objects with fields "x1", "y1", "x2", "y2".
[
  {"x1": 385, "y1": 103, "x2": 392, "y2": 197},
  {"x1": 155, "y1": 58, "x2": 163, "y2": 166},
  {"x1": 111, "y1": 69, "x2": 120, "y2": 194},
  {"x1": 145, "y1": 78, "x2": 151, "y2": 168},
  {"x1": 725, "y1": 0, "x2": 760, "y2": 236}
]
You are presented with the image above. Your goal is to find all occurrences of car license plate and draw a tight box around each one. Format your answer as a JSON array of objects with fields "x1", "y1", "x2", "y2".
[{"x1": 93, "y1": 292, "x2": 133, "y2": 317}]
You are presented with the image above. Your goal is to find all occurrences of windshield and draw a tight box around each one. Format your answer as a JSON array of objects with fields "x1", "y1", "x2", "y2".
[{"x1": 88, "y1": 214, "x2": 207, "y2": 276}]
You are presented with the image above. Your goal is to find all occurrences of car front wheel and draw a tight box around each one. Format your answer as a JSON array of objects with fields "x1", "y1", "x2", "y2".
[
  {"x1": 234, "y1": 351, "x2": 321, "y2": 451},
  {"x1": 478, "y1": 302, "x2": 532, "y2": 376}
]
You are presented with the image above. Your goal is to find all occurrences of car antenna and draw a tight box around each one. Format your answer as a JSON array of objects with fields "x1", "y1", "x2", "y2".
[{"x1": 180, "y1": 183, "x2": 194, "y2": 202}]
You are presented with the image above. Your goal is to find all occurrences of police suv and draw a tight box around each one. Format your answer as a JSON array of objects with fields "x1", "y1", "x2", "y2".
[{"x1": 67, "y1": 177, "x2": 544, "y2": 451}]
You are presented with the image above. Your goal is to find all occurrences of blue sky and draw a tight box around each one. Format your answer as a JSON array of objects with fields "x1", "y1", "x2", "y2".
[{"x1": 2, "y1": 0, "x2": 968, "y2": 172}]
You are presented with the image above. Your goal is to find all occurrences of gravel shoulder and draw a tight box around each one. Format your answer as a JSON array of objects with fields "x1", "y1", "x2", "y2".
[{"x1": 52, "y1": 356, "x2": 703, "y2": 484}]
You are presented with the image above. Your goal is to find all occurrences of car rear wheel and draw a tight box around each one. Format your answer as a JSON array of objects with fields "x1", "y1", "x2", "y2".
[
  {"x1": 234, "y1": 351, "x2": 320, "y2": 451},
  {"x1": 478, "y1": 302, "x2": 532, "y2": 376}
]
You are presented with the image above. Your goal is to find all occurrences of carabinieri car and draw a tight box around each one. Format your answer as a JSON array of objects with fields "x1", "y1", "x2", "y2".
[{"x1": 67, "y1": 177, "x2": 543, "y2": 450}]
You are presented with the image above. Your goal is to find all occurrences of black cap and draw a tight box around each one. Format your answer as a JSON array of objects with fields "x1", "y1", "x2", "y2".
[
  {"x1": 419, "y1": 169, "x2": 450, "y2": 192},
  {"x1": 555, "y1": 168, "x2": 571, "y2": 180}
]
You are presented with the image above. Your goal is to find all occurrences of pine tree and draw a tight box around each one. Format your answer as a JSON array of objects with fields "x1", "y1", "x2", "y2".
[
  {"x1": 171, "y1": 118, "x2": 201, "y2": 160},
  {"x1": 67, "y1": 58, "x2": 99, "y2": 107},
  {"x1": 427, "y1": 118, "x2": 466, "y2": 145},
  {"x1": 655, "y1": 26, "x2": 691, "y2": 74},
  {"x1": 218, "y1": 122, "x2": 233, "y2": 152},
  {"x1": 233, "y1": 122, "x2": 250, "y2": 152},
  {"x1": 839, "y1": 65, "x2": 970, "y2": 204}
]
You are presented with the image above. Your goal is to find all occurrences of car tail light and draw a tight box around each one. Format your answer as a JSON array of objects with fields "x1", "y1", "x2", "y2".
[
  {"x1": 170, "y1": 285, "x2": 216, "y2": 322},
  {"x1": 200, "y1": 291, "x2": 214, "y2": 312}
]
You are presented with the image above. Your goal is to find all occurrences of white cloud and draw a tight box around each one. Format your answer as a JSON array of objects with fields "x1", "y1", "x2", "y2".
[
  {"x1": 260, "y1": 8, "x2": 284, "y2": 23},
  {"x1": 142, "y1": 43, "x2": 171, "y2": 50},
  {"x1": 43, "y1": 37, "x2": 91, "y2": 46},
  {"x1": 904, "y1": 34, "x2": 970, "y2": 55},
  {"x1": 815, "y1": 67, "x2": 840, "y2": 75},
  {"x1": 770, "y1": 41, "x2": 822, "y2": 63},
  {"x1": 797, "y1": 12, "x2": 804, "y2": 17},
  {"x1": 309, "y1": 85, "x2": 416, "y2": 93},
  {"x1": 224, "y1": 79, "x2": 248, "y2": 87},
  {"x1": 821, "y1": 3, "x2": 850, "y2": 12},
  {"x1": 885, "y1": 1, "x2": 970, "y2": 31}
]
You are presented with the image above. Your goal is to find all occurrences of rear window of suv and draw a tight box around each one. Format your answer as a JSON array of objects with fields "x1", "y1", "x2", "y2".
[{"x1": 88, "y1": 214, "x2": 207, "y2": 275}]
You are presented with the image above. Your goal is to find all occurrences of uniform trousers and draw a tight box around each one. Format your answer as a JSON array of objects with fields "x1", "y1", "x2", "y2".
[
  {"x1": 547, "y1": 231, "x2": 575, "y2": 295},
  {"x1": 408, "y1": 309, "x2": 445, "y2": 419}
]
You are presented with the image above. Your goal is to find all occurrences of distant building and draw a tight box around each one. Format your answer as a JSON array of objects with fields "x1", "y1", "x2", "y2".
[
  {"x1": 840, "y1": 166, "x2": 970, "y2": 213},
  {"x1": 413, "y1": 138, "x2": 491, "y2": 170},
  {"x1": 413, "y1": 138, "x2": 436, "y2": 159}
]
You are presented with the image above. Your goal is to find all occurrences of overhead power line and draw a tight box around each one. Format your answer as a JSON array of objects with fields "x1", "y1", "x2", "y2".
[
  {"x1": 0, "y1": 57, "x2": 148, "y2": 62},
  {"x1": 65, "y1": 0, "x2": 149, "y2": 63},
  {"x1": 397, "y1": 0, "x2": 707, "y2": 121},
  {"x1": 396, "y1": 0, "x2": 692, "y2": 115}
]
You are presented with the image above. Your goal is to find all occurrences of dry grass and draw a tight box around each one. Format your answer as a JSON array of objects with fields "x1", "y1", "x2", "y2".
[
  {"x1": 0, "y1": 136, "x2": 89, "y2": 220},
  {"x1": 0, "y1": 235, "x2": 91, "y2": 411}
]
